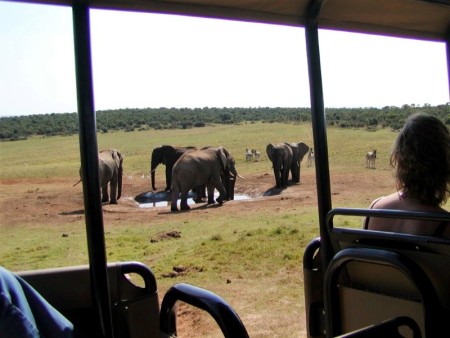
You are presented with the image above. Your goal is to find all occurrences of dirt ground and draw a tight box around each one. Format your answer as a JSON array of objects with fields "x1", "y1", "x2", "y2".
[
  {"x1": 0, "y1": 168, "x2": 394, "y2": 228},
  {"x1": 0, "y1": 168, "x2": 395, "y2": 337}
]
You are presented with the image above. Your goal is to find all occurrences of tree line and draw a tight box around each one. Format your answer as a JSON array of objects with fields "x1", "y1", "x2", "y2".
[{"x1": 1, "y1": 104, "x2": 449, "y2": 141}]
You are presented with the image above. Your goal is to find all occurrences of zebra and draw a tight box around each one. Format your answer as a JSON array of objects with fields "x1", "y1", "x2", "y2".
[
  {"x1": 366, "y1": 149, "x2": 377, "y2": 169},
  {"x1": 245, "y1": 148, "x2": 253, "y2": 161},
  {"x1": 252, "y1": 149, "x2": 261, "y2": 161}
]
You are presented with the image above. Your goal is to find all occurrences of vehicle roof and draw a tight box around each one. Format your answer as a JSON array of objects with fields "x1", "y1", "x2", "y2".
[{"x1": 11, "y1": 0, "x2": 450, "y2": 42}]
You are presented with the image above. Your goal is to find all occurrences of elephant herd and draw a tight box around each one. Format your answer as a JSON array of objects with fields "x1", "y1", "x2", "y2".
[
  {"x1": 79, "y1": 141, "x2": 310, "y2": 212},
  {"x1": 150, "y1": 145, "x2": 239, "y2": 212}
]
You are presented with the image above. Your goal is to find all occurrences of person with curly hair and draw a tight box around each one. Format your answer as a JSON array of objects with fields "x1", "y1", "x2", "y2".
[{"x1": 365, "y1": 113, "x2": 450, "y2": 238}]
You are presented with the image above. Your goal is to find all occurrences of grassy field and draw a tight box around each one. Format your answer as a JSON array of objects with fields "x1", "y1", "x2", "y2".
[
  {"x1": 0, "y1": 122, "x2": 397, "y2": 178},
  {"x1": 0, "y1": 122, "x2": 401, "y2": 337}
]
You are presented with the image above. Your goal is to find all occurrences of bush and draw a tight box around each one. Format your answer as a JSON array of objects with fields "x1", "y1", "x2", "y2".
[{"x1": 1, "y1": 105, "x2": 447, "y2": 141}]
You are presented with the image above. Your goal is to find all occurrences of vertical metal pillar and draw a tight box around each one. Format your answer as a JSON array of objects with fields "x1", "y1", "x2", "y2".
[
  {"x1": 446, "y1": 32, "x2": 450, "y2": 99},
  {"x1": 305, "y1": 0, "x2": 333, "y2": 268},
  {"x1": 72, "y1": 1, "x2": 114, "y2": 337}
]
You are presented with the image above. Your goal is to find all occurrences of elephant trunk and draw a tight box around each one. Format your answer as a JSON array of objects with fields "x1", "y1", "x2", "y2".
[
  {"x1": 150, "y1": 149, "x2": 161, "y2": 191},
  {"x1": 229, "y1": 166, "x2": 238, "y2": 179},
  {"x1": 117, "y1": 166, "x2": 123, "y2": 200},
  {"x1": 150, "y1": 153, "x2": 159, "y2": 191}
]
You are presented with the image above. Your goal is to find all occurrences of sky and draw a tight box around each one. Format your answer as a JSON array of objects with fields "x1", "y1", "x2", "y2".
[{"x1": 0, "y1": 1, "x2": 448, "y2": 117}]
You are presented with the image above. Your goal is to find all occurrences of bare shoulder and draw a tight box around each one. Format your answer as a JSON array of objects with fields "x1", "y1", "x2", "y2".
[{"x1": 369, "y1": 193, "x2": 398, "y2": 209}]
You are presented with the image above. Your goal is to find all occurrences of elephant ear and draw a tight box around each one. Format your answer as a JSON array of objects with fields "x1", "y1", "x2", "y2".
[
  {"x1": 161, "y1": 145, "x2": 175, "y2": 165},
  {"x1": 112, "y1": 150, "x2": 123, "y2": 168},
  {"x1": 266, "y1": 144, "x2": 274, "y2": 161},
  {"x1": 217, "y1": 147, "x2": 228, "y2": 169},
  {"x1": 298, "y1": 142, "x2": 310, "y2": 160},
  {"x1": 285, "y1": 144, "x2": 294, "y2": 159}
]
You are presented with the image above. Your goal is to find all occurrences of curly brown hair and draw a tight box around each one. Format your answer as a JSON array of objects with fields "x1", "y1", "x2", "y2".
[{"x1": 390, "y1": 113, "x2": 450, "y2": 206}]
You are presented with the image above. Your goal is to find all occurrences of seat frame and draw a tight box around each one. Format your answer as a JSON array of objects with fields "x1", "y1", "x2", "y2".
[
  {"x1": 19, "y1": 261, "x2": 249, "y2": 338},
  {"x1": 304, "y1": 208, "x2": 450, "y2": 338}
]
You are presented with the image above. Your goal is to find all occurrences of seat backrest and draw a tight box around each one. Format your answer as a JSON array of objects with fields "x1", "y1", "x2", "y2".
[
  {"x1": 324, "y1": 208, "x2": 450, "y2": 337},
  {"x1": 19, "y1": 261, "x2": 160, "y2": 338},
  {"x1": 303, "y1": 238, "x2": 326, "y2": 338}
]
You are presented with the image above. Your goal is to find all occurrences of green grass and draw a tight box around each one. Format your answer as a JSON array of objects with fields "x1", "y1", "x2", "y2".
[
  {"x1": 1, "y1": 223, "x2": 89, "y2": 269},
  {"x1": 100, "y1": 210, "x2": 318, "y2": 282},
  {"x1": 327, "y1": 127, "x2": 395, "y2": 171},
  {"x1": 0, "y1": 122, "x2": 397, "y2": 179}
]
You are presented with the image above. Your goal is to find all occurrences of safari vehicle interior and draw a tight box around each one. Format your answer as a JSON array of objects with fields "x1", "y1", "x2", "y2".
[{"x1": 5, "y1": 0, "x2": 450, "y2": 337}]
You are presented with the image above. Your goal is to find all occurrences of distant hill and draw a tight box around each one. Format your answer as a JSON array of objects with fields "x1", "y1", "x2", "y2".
[{"x1": 1, "y1": 104, "x2": 448, "y2": 141}]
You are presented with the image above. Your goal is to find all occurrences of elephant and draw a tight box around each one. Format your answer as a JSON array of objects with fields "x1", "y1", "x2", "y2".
[
  {"x1": 170, "y1": 146, "x2": 239, "y2": 212},
  {"x1": 150, "y1": 145, "x2": 197, "y2": 191},
  {"x1": 75, "y1": 149, "x2": 124, "y2": 204},
  {"x1": 266, "y1": 143, "x2": 293, "y2": 189},
  {"x1": 98, "y1": 149, "x2": 124, "y2": 204},
  {"x1": 285, "y1": 142, "x2": 309, "y2": 183},
  {"x1": 193, "y1": 146, "x2": 236, "y2": 203}
]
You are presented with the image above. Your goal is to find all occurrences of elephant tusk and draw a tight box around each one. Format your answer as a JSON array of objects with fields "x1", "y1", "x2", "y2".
[{"x1": 237, "y1": 174, "x2": 245, "y2": 179}]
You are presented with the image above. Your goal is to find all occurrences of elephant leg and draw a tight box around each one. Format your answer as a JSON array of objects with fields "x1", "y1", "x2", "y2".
[
  {"x1": 165, "y1": 166, "x2": 172, "y2": 191},
  {"x1": 221, "y1": 173, "x2": 231, "y2": 200},
  {"x1": 215, "y1": 183, "x2": 226, "y2": 205},
  {"x1": 280, "y1": 168, "x2": 286, "y2": 188},
  {"x1": 101, "y1": 185, "x2": 109, "y2": 203},
  {"x1": 229, "y1": 177, "x2": 235, "y2": 200},
  {"x1": 199, "y1": 185, "x2": 207, "y2": 198},
  {"x1": 292, "y1": 165, "x2": 299, "y2": 183},
  {"x1": 279, "y1": 168, "x2": 285, "y2": 188},
  {"x1": 193, "y1": 185, "x2": 206, "y2": 203},
  {"x1": 273, "y1": 168, "x2": 281, "y2": 188},
  {"x1": 109, "y1": 178, "x2": 118, "y2": 204},
  {"x1": 206, "y1": 185, "x2": 215, "y2": 204},
  {"x1": 283, "y1": 168, "x2": 290, "y2": 187},
  {"x1": 170, "y1": 187, "x2": 180, "y2": 212},
  {"x1": 290, "y1": 163, "x2": 296, "y2": 182},
  {"x1": 180, "y1": 191, "x2": 190, "y2": 210}
]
